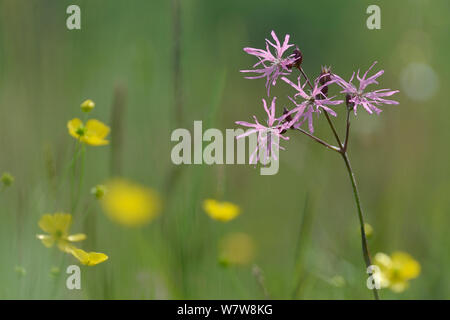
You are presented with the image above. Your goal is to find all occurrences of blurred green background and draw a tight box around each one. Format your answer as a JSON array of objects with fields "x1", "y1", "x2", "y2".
[{"x1": 0, "y1": 0, "x2": 449, "y2": 299}]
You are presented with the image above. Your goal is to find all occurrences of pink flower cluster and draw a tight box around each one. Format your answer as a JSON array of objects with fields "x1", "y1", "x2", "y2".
[{"x1": 236, "y1": 30, "x2": 399, "y2": 162}]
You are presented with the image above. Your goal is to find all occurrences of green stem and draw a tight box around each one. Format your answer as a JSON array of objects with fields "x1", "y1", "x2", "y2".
[
  {"x1": 72, "y1": 144, "x2": 86, "y2": 214},
  {"x1": 295, "y1": 66, "x2": 379, "y2": 300},
  {"x1": 341, "y1": 151, "x2": 379, "y2": 300},
  {"x1": 70, "y1": 142, "x2": 81, "y2": 208}
]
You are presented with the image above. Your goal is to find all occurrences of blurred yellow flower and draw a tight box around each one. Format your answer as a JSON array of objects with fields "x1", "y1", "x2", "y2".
[
  {"x1": 219, "y1": 233, "x2": 255, "y2": 266},
  {"x1": 374, "y1": 251, "x2": 421, "y2": 292},
  {"x1": 203, "y1": 199, "x2": 240, "y2": 222},
  {"x1": 67, "y1": 118, "x2": 110, "y2": 146},
  {"x1": 69, "y1": 248, "x2": 108, "y2": 266},
  {"x1": 36, "y1": 213, "x2": 86, "y2": 252},
  {"x1": 101, "y1": 179, "x2": 161, "y2": 227},
  {"x1": 80, "y1": 99, "x2": 95, "y2": 113}
]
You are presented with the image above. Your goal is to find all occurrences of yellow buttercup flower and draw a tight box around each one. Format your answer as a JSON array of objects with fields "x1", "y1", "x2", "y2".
[
  {"x1": 219, "y1": 233, "x2": 255, "y2": 266},
  {"x1": 80, "y1": 99, "x2": 95, "y2": 113},
  {"x1": 36, "y1": 213, "x2": 86, "y2": 252},
  {"x1": 69, "y1": 248, "x2": 108, "y2": 266},
  {"x1": 67, "y1": 118, "x2": 110, "y2": 146},
  {"x1": 374, "y1": 251, "x2": 421, "y2": 292},
  {"x1": 101, "y1": 179, "x2": 161, "y2": 227},
  {"x1": 203, "y1": 199, "x2": 240, "y2": 222}
]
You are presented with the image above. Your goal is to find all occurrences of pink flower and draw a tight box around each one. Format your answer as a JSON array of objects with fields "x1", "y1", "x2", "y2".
[
  {"x1": 235, "y1": 97, "x2": 290, "y2": 164},
  {"x1": 282, "y1": 74, "x2": 343, "y2": 133},
  {"x1": 332, "y1": 61, "x2": 399, "y2": 115},
  {"x1": 241, "y1": 31, "x2": 296, "y2": 96}
]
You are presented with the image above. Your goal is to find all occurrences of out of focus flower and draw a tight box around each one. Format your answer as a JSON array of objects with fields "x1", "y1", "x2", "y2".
[
  {"x1": 203, "y1": 199, "x2": 240, "y2": 222},
  {"x1": 241, "y1": 30, "x2": 296, "y2": 96},
  {"x1": 36, "y1": 213, "x2": 86, "y2": 252},
  {"x1": 1, "y1": 172, "x2": 14, "y2": 187},
  {"x1": 69, "y1": 248, "x2": 108, "y2": 266},
  {"x1": 236, "y1": 97, "x2": 290, "y2": 164},
  {"x1": 374, "y1": 251, "x2": 420, "y2": 292},
  {"x1": 91, "y1": 184, "x2": 107, "y2": 199},
  {"x1": 80, "y1": 99, "x2": 95, "y2": 113},
  {"x1": 282, "y1": 74, "x2": 343, "y2": 133},
  {"x1": 101, "y1": 179, "x2": 161, "y2": 227},
  {"x1": 219, "y1": 233, "x2": 255, "y2": 266},
  {"x1": 400, "y1": 62, "x2": 438, "y2": 102},
  {"x1": 332, "y1": 61, "x2": 399, "y2": 115},
  {"x1": 67, "y1": 118, "x2": 110, "y2": 146}
]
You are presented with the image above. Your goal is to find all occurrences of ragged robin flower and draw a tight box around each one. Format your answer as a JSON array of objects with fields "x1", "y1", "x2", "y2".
[
  {"x1": 282, "y1": 74, "x2": 343, "y2": 133},
  {"x1": 332, "y1": 61, "x2": 399, "y2": 115},
  {"x1": 374, "y1": 251, "x2": 420, "y2": 292},
  {"x1": 203, "y1": 199, "x2": 240, "y2": 222},
  {"x1": 36, "y1": 213, "x2": 86, "y2": 252},
  {"x1": 236, "y1": 97, "x2": 290, "y2": 165},
  {"x1": 241, "y1": 30, "x2": 296, "y2": 96},
  {"x1": 101, "y1": 178, "x2": 162, "y2": 227},
  {"x1": 67, "y1": 118, "x2": 110, "y2": 146}
]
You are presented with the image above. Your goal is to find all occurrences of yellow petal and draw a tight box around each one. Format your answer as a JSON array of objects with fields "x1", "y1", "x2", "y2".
[
  {"x1": 36, "y1": 234, "x2": 54, "y2": 248},
  {"x1": 58, "y1": 241, "x2": 74, "y2": 253},
  {"x1": 70, "y1": 247, "x2": 89, "y2": 263},
  {"x1": 38, "y1": 213, "x2": 72, "y2": 235},
  {"x1": 38, "y1": 214, "x2": 56, "y2": 233},
  {"x1": 67, "y1": 233, "x2": 87, "y2": 242},
  {"x1": 391, "y1": 251, "x2": 421, "y2": 280},
  {"x1": 83, "y1": 136, "x2": 109, "y2": 146},
  {"x1": 70, "y1": 248, "x2": 108, "y2": 266},
  {"x1": 67, "y1": 118, "x2": 83, "y2": 139},
  {"x1": 203, "y1": 199, "x2": 240, "y2": 222},
  {"x1": 86, "y1": 119, "x2": 110, "y2": 139},
  {"x1": 53, "y1": 213, "x2": 72, "y2": 235}
]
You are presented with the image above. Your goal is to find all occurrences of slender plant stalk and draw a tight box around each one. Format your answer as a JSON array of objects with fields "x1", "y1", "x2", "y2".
[
  {"x1": 341, "y1": 150, "x2": 379, "y2": 300},
  {"x1": 72, "y1": 144, "x2": 86, "y2": 213},
  {"x1": 294, "y1": 127, "x2": 340, "y2": 152},
  {"x1": 295, "y1": 67, "x2": 380, "y2": 300}
]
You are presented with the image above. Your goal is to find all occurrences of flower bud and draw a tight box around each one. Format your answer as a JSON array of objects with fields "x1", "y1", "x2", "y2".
[
  {"x1": 287, "y1": 47, "x2": 303, "y2": 70},
  {"x1": 81, "y1": 99, "x2": 95, "y2": 113},
  {"x1": 1, "y1": 172, "x2": 14, "y2": 187},
  {"x1": 50, "y1": 266, "x2": 61, "y2": 277},
  {"x1": 91, "y1": 184, "x2": 107, "y2": 199},
  {"x1": 319, "y1": 66, "x2": 332, "y2": 97},
  {"x1": 280, "y1": 107, "x2": 293, "y2": 134},
  {"x1": 346, "y1": 94, "x2": 355, "y2": 111}
]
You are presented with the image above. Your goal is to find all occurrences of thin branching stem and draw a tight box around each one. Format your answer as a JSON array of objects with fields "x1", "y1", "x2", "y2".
[
  {"x1": 343, "y1": 108, "x2": 351, "y2": 152},
  {"x1": 294, "y1": 66, "x2": 379, "y2": 300},
  {"x1": 293, "y1": 127, "x2": 340, "y2": 152}
]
